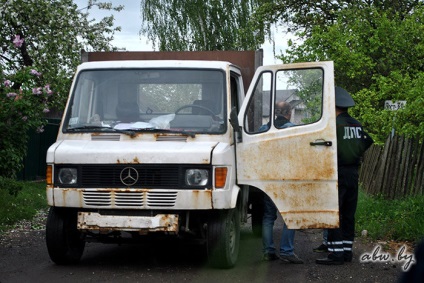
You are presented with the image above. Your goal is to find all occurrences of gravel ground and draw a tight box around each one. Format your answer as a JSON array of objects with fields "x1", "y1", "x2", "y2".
[
  {"x1": 0, "y1": 209, "x2": 415, "y2": 283},
  {"x1": 0, "y1": 209, "x2": 47, "y2": 246}
]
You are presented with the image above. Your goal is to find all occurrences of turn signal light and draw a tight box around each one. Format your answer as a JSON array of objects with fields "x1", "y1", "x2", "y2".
[
  {"x1": 46, "y1": 165, "x2": 52, "y2": 185},
  {"x1": 215, "y1": 167, "x2": 228, "y2": 188}
]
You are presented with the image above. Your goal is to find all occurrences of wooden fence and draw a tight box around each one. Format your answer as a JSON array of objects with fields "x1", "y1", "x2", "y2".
[{"x1": 360, "y1": 135, "x2": 424, "y2": 199}]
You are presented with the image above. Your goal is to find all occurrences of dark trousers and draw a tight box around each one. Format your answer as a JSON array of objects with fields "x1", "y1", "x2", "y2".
[{"x1": 327, "y1": 166, "x2": 359, "y2": 257}]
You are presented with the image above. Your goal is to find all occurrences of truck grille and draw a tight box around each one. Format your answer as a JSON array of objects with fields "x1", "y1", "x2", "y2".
[
  {"x1": 80, "y1": 164, "x2": 180, "y2": 188},
  {"x1": 54, "y1": 164, "x2": 211, "y2": 189},
  {"x1": 82, "y1": 190, "x2": 177, "y2": 208}
]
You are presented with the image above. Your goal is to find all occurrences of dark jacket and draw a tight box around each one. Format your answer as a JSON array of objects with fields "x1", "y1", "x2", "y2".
[{"x1": 336, "y1": 112, "x2": 374, "y2": 167}]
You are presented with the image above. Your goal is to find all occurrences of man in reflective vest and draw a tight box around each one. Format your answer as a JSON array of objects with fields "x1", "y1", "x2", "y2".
[{"x1": 316, "y1": 87, "x2": 374, "y2": 265}]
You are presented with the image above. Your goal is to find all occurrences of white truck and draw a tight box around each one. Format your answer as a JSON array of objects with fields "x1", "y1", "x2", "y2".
[{"x1": 45, "y1": 50, "x2": 339, "y2": 268}]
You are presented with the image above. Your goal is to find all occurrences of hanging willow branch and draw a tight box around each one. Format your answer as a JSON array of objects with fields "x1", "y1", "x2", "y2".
[{"x1": 139, "y1": 0, "x2": 269, "y2": 51}]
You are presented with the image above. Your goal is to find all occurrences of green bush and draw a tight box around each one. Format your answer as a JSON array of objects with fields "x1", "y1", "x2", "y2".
[
  {"x1": 1, "y1": 67, "x2": 54, "y2": 179},
  {"x1": 0, "y1": 176, "x2": 23, "y2": 196}
]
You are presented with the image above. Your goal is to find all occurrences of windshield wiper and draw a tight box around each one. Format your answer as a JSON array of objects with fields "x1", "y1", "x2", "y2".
[
  {"x1": 67, "y1": 125, "x2": 112, "y2": 131},
  {"x1": 67, "y1": 125, "x2": 195, "y2": 138},
  {"x1": 133, "y1": 128, "x2": 196, "y2": 137}
]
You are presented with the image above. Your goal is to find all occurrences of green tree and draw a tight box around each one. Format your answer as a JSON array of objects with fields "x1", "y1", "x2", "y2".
[
  {"x1": 1, "y1": 0, "x2": 123, "y2": 109},
  {"x1": 279, "y1": 6, "x2": 424, "y2": 143},
  {"x1": 0, "y1": 0, "x2": 123, "y2": 178},
  {"x1": 252, "y1": 0, "x2": 419, "y2": 35},
  {"x1": 139, "y1": 0, "x2": 270, "y2": 51}
]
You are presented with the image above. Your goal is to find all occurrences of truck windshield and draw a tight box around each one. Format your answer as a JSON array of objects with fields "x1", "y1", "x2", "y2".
[{"x1": 63, "y1": 68, "x2": 226, "y2": 134}]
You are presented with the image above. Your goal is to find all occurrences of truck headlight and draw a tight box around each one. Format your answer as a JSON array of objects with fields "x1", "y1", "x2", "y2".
[
  {"x1": 58, "y1": 168, "x2": 78, "y2": 185},
  {"x1": 185, "y1": 169, "x2": 208, "y2": 186}
]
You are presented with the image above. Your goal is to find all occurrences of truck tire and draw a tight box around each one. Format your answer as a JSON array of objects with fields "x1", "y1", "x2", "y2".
[
  {"x1": 207, "y1": 208, "x2": 240, "y2": 268},
  {"x1": 46, "y1": 207, "x2": 85, "y2": 265}
]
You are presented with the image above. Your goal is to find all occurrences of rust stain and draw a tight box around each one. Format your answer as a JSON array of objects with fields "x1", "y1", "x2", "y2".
[
  {"x1": 266, "y1": 183, "x2": 328, "y2": 208},
  {"x1": 239, "y1": 133, "x2": 336, "y2": 182},
  {"x1": 78, "y1": 189, "x2": 83, "y2": 207},
  {"x1": 128, "y1": 132, "x2": 142, "y2": 139},
  {"x1": 260, "y1": 182, "x2": 339, "y2": 229},
  {"x1": 61, "y1": 188, "x2": 68, "y2": 207},
  {"x1": 296, "y1": 223, "x2": 339, "y2": 229},
  {"x1": 115, "y1": 157, "x2": 142, "y2": 164},
  {"x1": 190, "y1": 190, "x2": 212, "y2": 209},
  {"x1": 281, "y1": 210, "x2": 340, "y2": 229},
  {"x1": 281, "y1": 210, "x2": 337, "y2": 214}
]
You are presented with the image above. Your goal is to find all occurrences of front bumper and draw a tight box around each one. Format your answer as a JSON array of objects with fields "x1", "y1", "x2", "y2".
[{"x1": 78, "y1": 212, "x2": 179, "y2": 232}]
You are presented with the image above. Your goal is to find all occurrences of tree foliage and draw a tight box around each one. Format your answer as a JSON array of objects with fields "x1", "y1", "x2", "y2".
[
  {"x1": 277, "y1": 5, "x2": 424, "y2": 143},
  {"x1": 252, "y1": 0, "x2": 420, "y2": 35},
  {"x1": 1, "y1": 0, "x2": 123, "y2": 109},
  {"x1": 0, "y1": 0, "x2": 123, "y2": 178},
  {"x1": 139, "y1": 0, "x2": 271, "y2": 51},
  {"x1": 0, "y1": 66, "x2": 54, "y2": 178},
  {"x1": 139, "y1": 0, "x2": 424, "y2": 143}
]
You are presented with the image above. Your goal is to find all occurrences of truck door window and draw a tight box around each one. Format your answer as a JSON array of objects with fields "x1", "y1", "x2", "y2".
[
  {"x1": 244, "y1": 71, "x2": 272, "y2": 133},
  {"x1": 230, "y1": 73, "x2": 242, "y2": 113},
  {"x1": 244, "y1": 68, "x2": 324, "y2": 134},
  {"x1": 275, "y1": 69, "x2": 323, "y2": 126}
]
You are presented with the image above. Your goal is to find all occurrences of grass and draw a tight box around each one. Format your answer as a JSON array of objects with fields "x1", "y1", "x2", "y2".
[
  {"x1": 356, "y1": 189, "x2": 424, "y2": 244},
  {"x1": 0, "y1": 180, "x2": 423, "y2": 245},
  {"x1": 0, "y1": 180, "x2": 47, "y2": 233}
]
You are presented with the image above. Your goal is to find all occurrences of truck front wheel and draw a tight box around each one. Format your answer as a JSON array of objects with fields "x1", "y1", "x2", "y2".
[
  {"x1": 46, "y1": 207, "x2": 85, "y2": 265},
  {"x1": 207, "y1": 208, "x2": 240, "y2": 268}
]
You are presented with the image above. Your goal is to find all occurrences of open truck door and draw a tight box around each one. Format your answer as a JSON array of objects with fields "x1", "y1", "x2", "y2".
[{"x1": 235, "y1": 61, "x2": 339, "y2": 229}]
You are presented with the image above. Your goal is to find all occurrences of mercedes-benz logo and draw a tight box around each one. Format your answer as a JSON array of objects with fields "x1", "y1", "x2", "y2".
[{"x1": 120, "y1": 167, "x2": 139, "y2": 186}]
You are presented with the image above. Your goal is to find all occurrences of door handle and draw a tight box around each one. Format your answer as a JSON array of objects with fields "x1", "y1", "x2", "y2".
[{"x1": 310, "y1": 139, "x2": 332, "y2": 146}]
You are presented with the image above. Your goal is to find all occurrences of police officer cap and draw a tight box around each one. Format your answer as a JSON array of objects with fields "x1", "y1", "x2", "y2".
[{"x1": 335, "y1": 86, "x2": 355, "y2": 108}]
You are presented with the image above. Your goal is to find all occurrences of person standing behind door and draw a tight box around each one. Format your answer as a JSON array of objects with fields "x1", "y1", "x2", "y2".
[
  {"x1": 262, "y1": 101, "x2": 303, "y2": 264},
  {"x1": 316, "y1": 86, "x2": 374, "y2": 265}
]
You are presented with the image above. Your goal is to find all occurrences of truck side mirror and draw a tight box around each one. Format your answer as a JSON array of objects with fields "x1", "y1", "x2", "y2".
[{"x1": 229, "y1": 107, "x2": 242, "y2": 142}]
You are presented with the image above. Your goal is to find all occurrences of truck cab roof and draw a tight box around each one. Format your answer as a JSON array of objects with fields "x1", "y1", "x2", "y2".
[{"x1": 78, "y1": 60, "x2": 242, "y2": 72}]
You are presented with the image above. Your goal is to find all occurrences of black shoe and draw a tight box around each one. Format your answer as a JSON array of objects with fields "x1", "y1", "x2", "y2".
[
  {"x1": 262, "y1": 253, "x2": 279, "y2": 261},
  {"x1": 316, "y1": 254, "x2": 344, "y2": 265},
  {"x1": 280, "y1": 254, "x2": 304, "y2": 264},
  {"x1": 313, "y1": 244, "x2": 328, "y2": 253},
  {"x1": 344, "y1": 252, "x2": 353, "y2": 262}
]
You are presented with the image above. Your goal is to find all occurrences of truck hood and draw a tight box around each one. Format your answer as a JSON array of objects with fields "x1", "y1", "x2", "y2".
[{"x1": 47, "y1": 140, "x2": 219, "y2": 164}]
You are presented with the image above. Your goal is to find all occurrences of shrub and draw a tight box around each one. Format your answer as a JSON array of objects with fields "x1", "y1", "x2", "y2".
[
  {"x1": 0, "y1": 176, "x2": 23, "y2": 196},
  {"x1": 1, "y1": 62, "x2": 54, "y2": 178}
]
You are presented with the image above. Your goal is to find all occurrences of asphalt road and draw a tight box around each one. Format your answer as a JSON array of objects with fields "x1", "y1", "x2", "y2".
[{"x1": 0, "y1": 215, "x2": 405, "y2": 283}]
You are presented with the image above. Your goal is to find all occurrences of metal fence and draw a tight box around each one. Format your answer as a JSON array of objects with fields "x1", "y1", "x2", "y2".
[
  {"x1": 18, "y1": 119, "x2": 60, "y2": 181},
  {"x1": 360, "y1": 135, "x2": 424, "y2": 199}
]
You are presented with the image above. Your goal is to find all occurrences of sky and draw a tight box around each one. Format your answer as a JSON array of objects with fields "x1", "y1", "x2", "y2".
[{"x1": 74, "y1": 0, "x2": 292, "y2": 65}]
